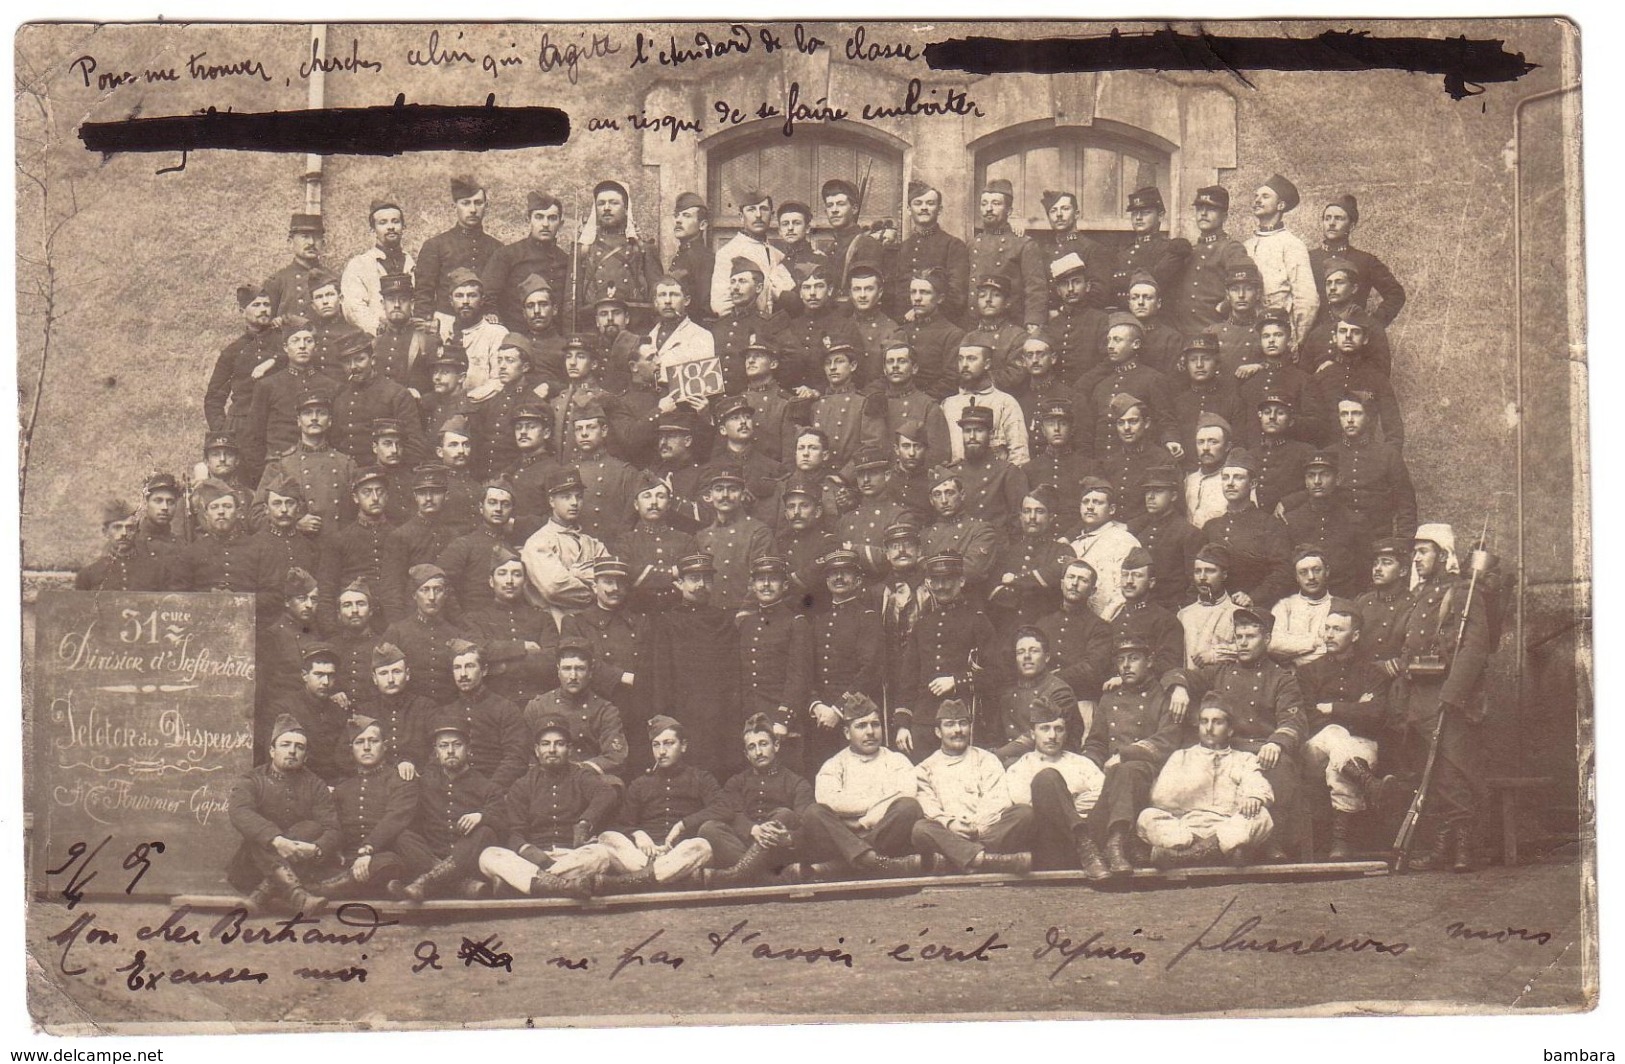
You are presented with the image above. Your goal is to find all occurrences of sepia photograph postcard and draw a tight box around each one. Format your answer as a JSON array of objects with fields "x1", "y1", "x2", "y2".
[{"x1": 9, "y1": 11, "x2": 1597, "y2": 1042}]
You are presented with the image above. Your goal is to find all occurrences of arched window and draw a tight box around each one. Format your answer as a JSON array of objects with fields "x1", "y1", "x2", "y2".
[
  {"x1": 975, "y1": 125, "x2": 1171, "y2": 239},
  {"x1": 708, "y1": 126, "x2": 904, "y2": 246}
]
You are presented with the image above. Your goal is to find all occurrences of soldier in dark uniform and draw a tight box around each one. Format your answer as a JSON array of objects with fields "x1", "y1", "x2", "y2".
[
  {"x1": 986, "y1": 485, "x2": 1074, "y2": 647},
  {"x1": 1125, "y1": 271, "x2": 1187, "y2": 376},
  {"x1": 226, "y1": 712, "x2": 339, "y2": 914},
  {"x1": 919, "y1": 469, "x2": 1000, "y2": 593},
  {"x1": 737, "y1": 340, "x2": 802, "y2": 467},
  {"x1": 876, "y1": 345, "x2": 950, "y2": 470},
  {"x1": 1083, "y1": 634, "x2": 1187, "y2": 874},
  {"x1": 695, "y1": 712, "x2": 816, "y2": 885},
  {"x1": 965, "y1": 274, "x2": 1032, "y2": 393},
  {"x1": 437, "y1": 479, "x2": 518, "y2": 609},
  {"x1": 886, "y1": 421, "x2": 936, "y2": 524},
  {"x1": 330, "y1": 331, "x2": 426, "y2": 468},
  {"x1": 242, "y1": 316, "x2": 338, "y2": 481},
  {"x1": 1171, "y1": 334, "x2": 1247, "y2": 467},
  {"x1": 1164, "y1": 607, "x2": 1308, "y2": 860},
  {"x1": 256, "y1": 567, "x2": 322, "y2": 744},
  {"x1": 413, "y1": 176, "x2": 503, "y2": 321},
  {"x1": 802, "y1": 549, "x2": 885, "y2": 769},
  {"x1": 256, "y1": 384, "x2": 357, "y2": 533},
  {"x1": 648, "y1": 553, "x2": 744, "y2": 775},
  {"x1": 846, "y1": 265, "x2": 901, "y2": 389},
  {"x1": 364, "y1": 642, "x2": 436, "y2": 776},
  {"x1": 1237, "y1": 309, "x2": 1322, "y2": 446},
  {"x1": 205, "y1": 283, "x2": 283, "y2": 435},
  {"x1": 1300, "y1": 258, "x2": 1393, "y2": 376},
  {"x1": 1111, "y1": 546, "x2": 1185, "y2": 674},
  {"x1": 1356, "y1": 537, "x2": 1415, "y2": 663},
  {"x1": 379, "y1": 564, "x2": 470, "y2": 709},
  {"x1": 434, "y1": 414, "x2": 485, "y2": 540},
  {"x1": 615, "y1": 474, "x2": 697, "y2": 607},
  {"x1": 1282, "y1": 450, "x2": 1366, "y2": 598},
  {"x1": 891, "y1": 180, "x2": 969, "y2": 322},
  {"x1": 734, "y1": 555, "x2": 814, "y2": 745},
  {"x1": 1210, "y1": 263, "x2": 1265, "y2": 379},
  {"x1": 713, "y1": 260, "x2": 790, "y2": 397},
  {"x1": 1112, "y1": 187, "x2": 1192, "y2": 308},
  {"x1": 173, "y1": 479, "x2": 280, "y2": 605},
  {"x1": 1175, "y1": 186, "x2": 1255, "y2": 335},
  {"x1": 381, "y1": 465, "x2": 456, "y2": 610},
  {"x1": 837, "y1": 448, "x2": 907, "y2": 552},
  {"x1": 307, "y1": 268, "x2": 366, "y2": 378},
  {"x1": 1199, "y1": 448, "x2": 1295, "y2": 610},
  {"x1": 703, "y1": 394, "x2": 787, "y2": 513},
  {"x1": 1047, "y1": 254, "x2": 1110, "y2": 389},
  {"x1": 193, "y1": 432, "x2": 258, "y2": 537},
  {"x1": 275, "y1": 644, "x2": 352, "y2": 785},
  {"x1": 1126, "y1": 466, "x2": 1203, "y2": 611},
  {"x1": 472, "y1": 714, "x2": 614, "y2": 899},
  {"x1": 1250, "y1": 392, "x2": 1316, "y2": 514},
  {"x1": 1031, "y1": 190, "x2": 1113, "y2": 308},
  {"x1": 667, "y1": 191, "x2": 715, "y2": 321},
  {"x1": 773, "y1": 263, "x2": 860, "y2": 392},
  {"x1": 550, "y1": 336, "x2": 630, "y2": 463},
  {"x1": 983, "y1": 625, "x2": 1086, "y2": 762},
  {"x1": 574, "y1": 179, "x2": 661, "y2": 323},
  {"x1": 372, "y1": 273, "x2": 438, "y2": 394},
  {"x1": 1078, "y1": 313, "x2": 1181, "y2": 465},
  {"x1": 1100, "y1": 393, "x2": 1173, "y2": 525},
  {"x1": 818, "y1": 177, "x2": 885, "y2": 302},
  {"x1": 481, "y1": 191, "x2": 572, "y2": 332},
  {"x1": 560, "y1": 558, "x2": 651, "y2": 728},
  {"x1": 77, "y1": 499, "x2": 168, "y2": 591},
  {"x1": 1388, "y1": 525, "x2": 1498, "y2": 872},
  {"x1": 775, "y1": 474, "x2": 839, "y2": 600},
  {"x1": 809, "y1": 342, "x2": 885, "y2": 469},
  {"x1": 1022, "y1": 399, "x2": 1097, "y2": 527},
  {"x1": 1307, "y1": 308, "x2": 1404, "y2": 449},
  {"x1": 130, "y1": 473, "x2": 182, "y2": 573},
  {"x1": 468, "y1": 334, "x2": 547, "y2": 479},
  {"x1": 464, "y1": 544, "x2": 560, "y2": 712},
  {"x1": 263, "y1": 212, "x2": 326, "y2": 324},
  {"x1": 893, "y1": 270, "x2": 966, "y2": 400},
  {"x1": 507, "y1": 401, "x2": 564, "y2": 532},
  {"x1": 438, "y1": 638, "x2": 530, "y2": 791},
  {"x1": 1311, "y1": 194, "x2": 1407, "y2": 327},
  {"x1": 520, "y1": 638, "x2": 629, "y2": 778},
  {"x1": 969, "y1": 178, "x2": 1047, "y2": 330},
  {"x1": 512, "y1": 274, "x2": 569, "y2": 393},
  {"x1": 328, "y1": 577, "x2": 382, "y2": 706},
  {"x1": 894, "y1": 551, "x2": 997, "y2": 757},
  {"x1": 418, "y1": 346, "x2": 474, "y2": 445},
  {"x1": 946, "y1": 404, "x2": 1028, "y2": 535},
  {"x1": 1330, "y1": 391, "x2": 1418, "y2": 553},
  {"x1": 250, "y1": 477, "x2": 324, "y2": 604},
  {"x1": 314, "y1": 716, "x2": 418, "y2": 899},
  {"x1": 389, "y1": 716, "x2": 507, "y2": 901}
]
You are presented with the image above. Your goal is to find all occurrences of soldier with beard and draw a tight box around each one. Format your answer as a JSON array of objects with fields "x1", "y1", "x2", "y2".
[
  {"x1": 436, "y1": 268, "x2": 509, "y2": 397},
  {"x1": 482, "y1": 191, "x2": 572, "y2": 332},
  {"x1": 341, "y1": 199, "x2": 413, "y2": 337},
  {"x1": 414, "y1": 176, "x2": 502, "y2": 321},
  {"x1": 226, "y1": 713, "x2": 338, "y2": 915},
  {"x1": 389, "y1": 716, "x2": 507, "y2": 901},
  {"x1": 77, "y1": 499, "x2": 167, "y2": 592},
  {"x1": 465, "y1": 544, "x2": 560, "y2": 711},
  {"x1": 263, "y1": 212, "x2": 326, "y2": 323},
  {"x1": 575, "y1": 179, "x2": 661, "y2": 322},
  {"x1": 331, "y1": 332, "x2": 426, "y2": 468},
  {"x1": 370, "y1": 273, "x2": 437, "y2": 394},
  {"x1": 206, "y1": 283, "x2": 283, "y2": 435}
]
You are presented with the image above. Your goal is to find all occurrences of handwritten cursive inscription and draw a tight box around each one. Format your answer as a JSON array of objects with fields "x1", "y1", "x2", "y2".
[{"x1": 1167, "y1": 894, "x2": 1411, "y2": 971}]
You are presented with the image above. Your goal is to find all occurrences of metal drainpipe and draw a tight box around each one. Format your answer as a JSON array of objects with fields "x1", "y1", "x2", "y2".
[
  {"x1": 1510, "y1": 77, "x2": 1580, "y2": 713},
  {"x1": 303, "y1": 24, "x2": 328, "y2": 214}
]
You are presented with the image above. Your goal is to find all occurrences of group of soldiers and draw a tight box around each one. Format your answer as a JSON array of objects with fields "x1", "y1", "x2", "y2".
[{"x1": 76, "y1": 167, "x2": 1506, "y2": 912}]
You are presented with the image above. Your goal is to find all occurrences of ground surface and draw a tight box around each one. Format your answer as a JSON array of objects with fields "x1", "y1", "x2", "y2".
[{"x1": 26, "y1": 848, "x2": 1590, "y2": 1032}]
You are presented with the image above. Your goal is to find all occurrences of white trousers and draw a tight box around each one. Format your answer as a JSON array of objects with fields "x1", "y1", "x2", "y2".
[
  {"x1": 479, "y1": 834, "x2": 714, "y2": 892},
  {"x1": 1137, "y1": 806, "x2": 1275, "y2": 853},
  {"x1": 1303, "y1": 726, "x2": 1381, "y2": 813}
]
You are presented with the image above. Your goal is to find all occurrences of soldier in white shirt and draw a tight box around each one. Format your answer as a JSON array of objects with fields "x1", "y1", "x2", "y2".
[
  {"x1": 910, "y1": 699, "x2": 1034, "y2": 873},
  {"x1": 1003, "y1": 700, "x2": 1108, "y2": 877},
  {"x1": 341, "y1": 199, "x2": 415, "y2": 336},
  {"x1": 1243, "y1": 174, "x2": 1319, "y2": 345},
  {"x1": 1269, "y1": 545, "x2": 1334, "y2": 666},
  {"x1": 1137, "y1": 694, "x2": 1274, "y2": 866},
  {"x1": 1178, "y1": 543, "x2": 1241, "y2": 666},
  {"x1": 1183, "y1": 413, "x2": 1233, "y2": 530},
  {"x1": 794, "y1": 693, "x2": 926, "y2": 878},
  {"x1": 1070, "y1": 476, "x2": 1142, "y2": 620}
]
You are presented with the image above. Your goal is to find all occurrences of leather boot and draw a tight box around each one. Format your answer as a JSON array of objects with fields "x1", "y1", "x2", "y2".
[
  {"x1": 401, "y1": 856, "x2": 460, "y2": 902},
  {"x1": 1451, "y1": 824, "x2": 1477, "y2": 873},
  {"x1": 1340, "y1": 757, "x2": 1395, "y2": 809},
  {"x1": 271, "y1": 864, "x2": 327, "y2": 916},
  {"x1": 530, "y1": 871, "x2": 593, "y2": 899},
  {"x1": 1407, "y1": 822, "x2": 1453, "y2": 872},
  {"x1": 970, "y1": 850, "x2": 1032, "y2": 875},
  {"x1": 703, "y1": 841, "x2": 782, "y2": 888},
  {"x1": 852, "y1": 850, "x2": 924, "y2": 878},
  {"x1": 591, "y1": 861, "x2": 656, "y2": 895},
  {"x1": 1105, "y1": 825, "x2": 1134, "y2": 876},
  {"x1": 312, "y1": 869, "x2": 356, "y2": 896},
  {"x1": 241, "y1": 877, "x2": 277, "y2": 915},
  {"x1": 1327, "y1": 811, "x2": 1357, "y2": 861},
  {"x1": 1074, "y1": 833, "x2": 1111, "y2": 881}
]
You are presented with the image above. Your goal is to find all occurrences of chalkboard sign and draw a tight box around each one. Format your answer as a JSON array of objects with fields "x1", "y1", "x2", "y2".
[
  {"x1": 664, "y1": 351, "x2": 725, "y2": 400},
  {"x1": 31, "y1": 592, "x2": 256, "y2": 897}
]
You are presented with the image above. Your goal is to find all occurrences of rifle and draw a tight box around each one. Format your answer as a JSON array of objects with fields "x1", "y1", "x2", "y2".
[
  {"x1": 1391, "y1": 512, "x2": 1495, "y2": 871},
  {"x1": 570, "y1": 192, "x2": 585, "y2": 334}
]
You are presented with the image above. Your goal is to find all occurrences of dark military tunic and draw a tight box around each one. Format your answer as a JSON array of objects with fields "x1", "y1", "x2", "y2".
[
  {"x1": 619, "y1": 764, "x2": 722, "y2": 838},
  {"x1": 1310, "y1": 242, "x2": 1407, "y2": 326},
  {"x1": 776, "y1": 527, "x2": 840, "y2": 600},
  {"x1": 332, "y1": 374, "x2": 425, "y2": 467},
  {"x1": 1254, "y1": 435, "x2": 1316, "y2": 514},
  {"x1": 1138, "y1": 317, "x2": 1188, "y2": 379},
  {"x1": 970, "y1": 224, "x2": 1048, "y2": 328},
  {"x1": 1124, "y1": 508, "x2": 1203, "y2": 610},
  {"x1": 1110, "y1": 599, "x2": 1185, "y2": 676},
  {"x1": 1032, "y1": 229, "x2": 1115, "y2": 309},
  {"x1": 438, "y1": 686, "x2": 530, "y2": 790},
  {"x1": 839, "y1": 493, "x2": 911, "y2": 554},
  {"x1": 508, "y1": 449, "x2": 569, "y2": 528},
  {"x1": 707, "y1": 764, "x2": 815, "y2": 836},
  {"x1": 1171, "y1": 378, "x2": 1247, "y2": 457},
  {"x1": 1175, "y1": 231, "x2": 1254, "y2": 334},
  {"x1": 572, "y1": 452, "x2": 643, "y2": 544},
  {"x1": 899, "y1": 597, "x2": 996, "y2": 723},
  {"x1": 987, "y1": 672, "x2": 1082, "y2": 754},
  {"x1": 896, "y1": 312, "x2": 966, "y2": 400},
  {"x1": 891, "y1": 225, "x2": 970, "y2": 320},
  {"x1": 651, "y1": 601, "x2": 743, "y2": 775},
  {"x1": 987, "y1": 533, "x2": 1074, "y2": 633},
  {"x1": 810, "y1": 386, "x2": 885, "y2": 469},
  {"x1": 669, "y1": 236, "x2": 716, "y2": 320},
  {"x1": 75, "y1": 549, "x2": 170, "y2": 592},
  {"x1": 413, "y1": 223, "x2": 503, "y2": 319},
  {"x1": 1301, "y1": 305, "x2": 1393, "y2": 378},
  {"x1": 1309, "y1": 356, "x2": 1405, "y2": 450},
  {"x1": 329, "y1": 625, "x2": 380, "y2": 707},
  {"x1": 1332, "y1": 435, "x2": 1418, "y2": 547},
  {"x1": 713, "y1": 307, "x2": 788, "y2": 396},
  {"x1": 481, "y1": 236, "x2": 572, "y2": 332},
  {"x1": 263, "y1": 258, "x2": 326, "y2": 322},
  {"x1": 742, "y1": 379, "x2": 804, "y2": 465},
  {"x1": 372, "y1": 319, "x2": 438, "y2": 394},
  {"x1": 613, "y1": 381, "x2": 664, "y2": 472},
  {"x1": 1171, "y1": 658, "x2": 1308, "y2": 755},
  {"x1": 1111, "y1": 233, "x2": 1191, "y2": 307},
  {"x1": 258, "y1": 442, "x2": 357, "y2": 528},
  {"x1": 1101, "y1": 439, "x2": 1168, "y2": 524},
  {"x1": 365, "y1": 691, "x2": 437, "y2": 770},
  {"x1": 1077, "y1": 359, "x2": 1179, "y2": 460},
  {"x1": 881, "y1": 385, "x2": 952, "y2": 470},
  {"x1": 1236, "y1": 358, "x2": 1321, "y2": 447},
  {"x1": 278, "y1": 688, "x2": 352, "y2": 784},
  {"x1": 823, "y1": 227, "x2": 885, "y2": 301},
  {"x1": 1355, "y1": 584, "x2": 1414, "y2": 662},
  {"x1": 1047, "y1": 303, "x2": 1109, "y2": 387},
  {"x1": 919, "y1": 514, "x2": 1000, "y2": 588},
  {"x1": 522, "y1": 689, "x2": 628, "y2": 775},
  {"x1": 1022, "y1": 448, "x2": 1098, "y2": 531},
  {"x1": 560, "y1": 604, "x2": 651, "y2": 716},
  {"x1": 322, "y1": 515, "x2": 403, "y2": 625},
  {"x1": 243, "y1": 365, "x2": 340, "y2": 476},
  {"x1": 774, "y1": 305, "x2": 861, "y2": 392},
  {"x1": 466, "y1": 596, "x2": 559, "y2": 709},
  {"x1": 613, "y1": 522, "x2": 697, "y2": 609},
  {"x1": 311, "y1": 315, "x2": 366, "y2": 379},
  {"x1": 1200, "y1": 506, "x2": 1295, "y2": 609},
  {"x1": 379, "y1": 612, "x2": 469, "y2": 708},
  {"x1": 331, "y1": 764, "x2": 418, "y2": 857},
  {"x1": 174, "y1": 529, "x2": 281, "y2": 607},
  {"x1": 227, "y1": 763, "x2": 340, "y2": 884},
  {"x1": 694, "y1": 516, "x2": 774, "y2": 613},
  {"x1": 1210, "y1": 315, "x2": 1262, "y2": 378},
  {"x1": 966, "y1": 317, "x2": 1031, "y2": 393},
  {"x1": 1083, "y1": 679, "x2": 1184, "y2": 767},
  {"x1": 1036, "y1": 604, "x2": 1115, "y2": 703},
  {"x1": 409, "y1": 763, "x2": 507, "y2": 857},
  {"x1": 503, "y1": 763, "x2": 618, "y2": 849},
  {"x1": 1282, "y1": 495, "x2": 1367, "y2": 597},
  {"x1": 205, "y1": 326, "x2": 284, "y2": 433},
  {"x1": 381, "y1": 513, "x2": 455, "y2": 613},
  {"x1": 949, "y1": 455, "x2": 1029, "y2": 536},
  {"x1": 574, "y1": 232, "x2": 661, "y2": 317},
  {"x1": 1297, "y1": 653, "x2": 1392, "y2": 742},
  {"x1": 736, "y1": 597, "x2": 814, "y2": 728},
  {"x1": 806, "y1": 594, "x2": 884, "y2": 765},
  {"x1": 848, "y1": 308, "x2": 903, "y2": 389},
  {"x1": 436, "y1": 525, "x2": 516, "y2": 611},
  {"x1": 250, "y1": 526, "x2": 324, "y2": 593}
]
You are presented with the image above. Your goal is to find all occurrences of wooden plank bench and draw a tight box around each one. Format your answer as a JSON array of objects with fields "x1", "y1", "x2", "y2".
[
  {"x1": 168, "y1": 860, "x2": 1390, "y2": 915},
  {"x1": 1486, "y1": 776, "x2": 1560, "y2": 865}
]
